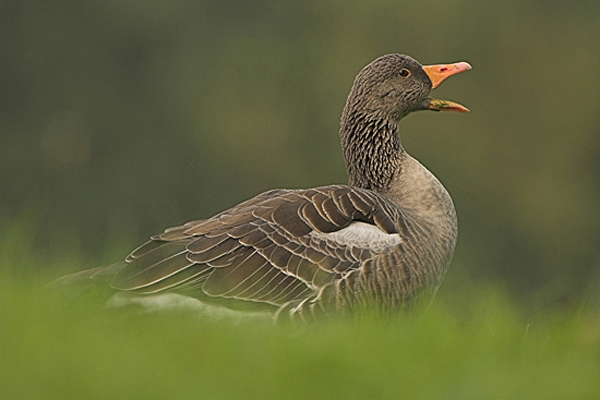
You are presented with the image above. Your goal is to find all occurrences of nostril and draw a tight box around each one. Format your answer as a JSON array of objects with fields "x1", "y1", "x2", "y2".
[{"x1": 439, "y1": 67, "x2": 449, "y2": 72}]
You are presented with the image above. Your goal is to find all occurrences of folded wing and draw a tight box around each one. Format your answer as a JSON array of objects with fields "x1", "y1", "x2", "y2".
[{"x1": 104, "y1": 185, "x2": 405, "y2": 308}]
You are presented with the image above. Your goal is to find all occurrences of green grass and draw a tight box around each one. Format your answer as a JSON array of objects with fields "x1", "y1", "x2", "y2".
[
  {"x1": 2, "y1": 273, "x2": 599, "y2": 399},
  {"x1": 1, "y1": 221, "x2": 599, "y2": 399}
]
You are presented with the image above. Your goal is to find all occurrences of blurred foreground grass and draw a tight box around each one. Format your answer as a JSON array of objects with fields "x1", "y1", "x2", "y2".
[
  {"x1": 1, "y1": 220, "x2": 600, "y2": 399},
  {"x1": 3, "y1": 277, "x2": 599, "y2": 400}
]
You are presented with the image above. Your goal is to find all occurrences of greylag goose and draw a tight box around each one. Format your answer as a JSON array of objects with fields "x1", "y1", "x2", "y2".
[{"x1": 56, "y1": 54, "x2": 471, "y2": 321}]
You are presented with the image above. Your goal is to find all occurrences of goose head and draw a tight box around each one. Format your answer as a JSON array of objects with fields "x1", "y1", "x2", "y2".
[{"x1": 344, "y1": 54, "x2": 471, "y2": 121}]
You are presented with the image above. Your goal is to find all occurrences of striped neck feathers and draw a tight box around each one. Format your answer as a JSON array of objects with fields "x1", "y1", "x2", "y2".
[{"x1": 339, "y1": 109, "x2": 404, "y2": 192}]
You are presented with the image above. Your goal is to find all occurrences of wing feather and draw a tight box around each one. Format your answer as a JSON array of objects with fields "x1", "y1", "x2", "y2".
[
  {"x1": 131, "y1": 264, "x2": 212, "y2": 294},
  {"x1": 113, "y1": 249, "x2": 193, "y2": 290},
  {"x1": 186, "y1": 236, "x2": 241, "y2": 263}
]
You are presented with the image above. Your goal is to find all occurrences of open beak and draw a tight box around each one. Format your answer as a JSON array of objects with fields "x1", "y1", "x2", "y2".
[{"x1": 422, "y1": 62, "x2": 472, "y2": 113}]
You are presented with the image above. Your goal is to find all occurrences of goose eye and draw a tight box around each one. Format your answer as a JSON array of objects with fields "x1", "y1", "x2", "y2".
[{"x1": 399, "y1": 68, "x2": 410, "y2": 77}]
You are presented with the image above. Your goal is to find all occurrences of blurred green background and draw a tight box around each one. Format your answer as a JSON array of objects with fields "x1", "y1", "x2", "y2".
[{"x1": 2, "y1": 0, "x2": 600, "y2": 308}]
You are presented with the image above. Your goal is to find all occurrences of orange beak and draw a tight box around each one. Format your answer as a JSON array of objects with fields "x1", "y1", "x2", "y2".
[{"x1": 423, "y1": 61, "x2": 472, "y2": 113}]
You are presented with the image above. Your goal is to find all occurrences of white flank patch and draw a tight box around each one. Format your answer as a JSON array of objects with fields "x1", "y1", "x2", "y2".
[{"x1": 310, "y1": 221, "x2": 402, "y2": 253}]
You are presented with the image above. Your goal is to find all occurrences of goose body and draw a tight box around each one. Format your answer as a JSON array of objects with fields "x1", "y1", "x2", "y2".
[{"x1": 56, "y1": 54, "x2": 471, "y2": 321}]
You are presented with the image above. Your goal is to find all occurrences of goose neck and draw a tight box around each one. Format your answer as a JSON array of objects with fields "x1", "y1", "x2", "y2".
[{"x1": 339, "y1": 111, "x2": 404, "y2": 193}]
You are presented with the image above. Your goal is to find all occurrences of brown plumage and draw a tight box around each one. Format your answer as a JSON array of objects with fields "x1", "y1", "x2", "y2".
[{"x1": 55, "y1": 54, "x2": 471, "y2": 321}]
